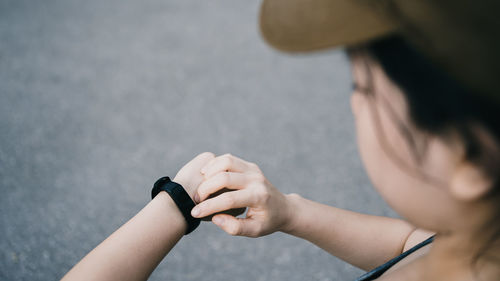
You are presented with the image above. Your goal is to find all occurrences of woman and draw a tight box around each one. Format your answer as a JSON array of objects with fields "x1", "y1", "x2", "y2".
[{"x1": 63, "y1": 1, "x2": 500, "y2": 280}]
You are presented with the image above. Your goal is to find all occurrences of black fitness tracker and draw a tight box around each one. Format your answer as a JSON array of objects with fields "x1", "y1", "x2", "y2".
[{"x1": 151, "y1": 176, "x2": 200, "y2": 234}]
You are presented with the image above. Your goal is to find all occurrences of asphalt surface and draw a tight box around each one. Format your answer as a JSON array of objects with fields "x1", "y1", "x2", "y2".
[{"x1": 0, "y1": 0, "x2": 397, "y2": 280}]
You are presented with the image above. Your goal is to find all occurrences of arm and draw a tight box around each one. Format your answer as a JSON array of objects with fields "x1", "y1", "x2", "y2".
[
  {"x1": 62, "y1": 193, "x2": 186, "y2": 281},
  {"x1": 62, "y1": 152, "x2": 215, "y2": 281},
  {"x1": 283, "y1": 193, "x2": 415, "y2": 270},
  {"x1": 191, "y1": 154, "x2": 417, "y2": 271}
]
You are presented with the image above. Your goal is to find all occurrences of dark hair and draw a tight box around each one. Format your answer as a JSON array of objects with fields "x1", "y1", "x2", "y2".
[{"x1": 350, "y1": 34, "x2": 500, "y2": 267}]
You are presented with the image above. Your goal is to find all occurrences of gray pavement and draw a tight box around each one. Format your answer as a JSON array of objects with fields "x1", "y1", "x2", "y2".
[{"x1": 0, "y1": 0, "x2": 397, "y2": 280}]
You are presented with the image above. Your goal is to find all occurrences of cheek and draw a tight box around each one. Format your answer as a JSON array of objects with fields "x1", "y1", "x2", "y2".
[
  {"x1": 351, "y1": 93, "x2": 454, "y2": 230},
  {"x1": 351, "y1": 92, "x2": 388, "y2": 189},
  {"x1": 351, "y1": 91, "x2": 420, "y2": 190}
]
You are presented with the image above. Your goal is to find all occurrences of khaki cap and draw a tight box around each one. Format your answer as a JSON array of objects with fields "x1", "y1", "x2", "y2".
[{"x1": 259, "y1": 0, "x2": 500, "y2": 103}]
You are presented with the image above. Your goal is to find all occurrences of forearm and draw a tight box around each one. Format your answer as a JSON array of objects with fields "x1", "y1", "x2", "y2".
[
  {"x1": 283, "y1": 194, "x2": 415, "y2": 271},
  {"x1": 62, "y1": 192, "x2": 186, "y2": 281}
]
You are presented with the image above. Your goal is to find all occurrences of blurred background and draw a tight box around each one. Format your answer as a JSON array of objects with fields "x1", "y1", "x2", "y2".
[{"x1": 0, "y1": 0, "x2": 398, "y2": 280}]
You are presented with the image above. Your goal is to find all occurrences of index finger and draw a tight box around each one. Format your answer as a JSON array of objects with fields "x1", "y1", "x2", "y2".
[
  {"x1": 191, "y1": 189, "x2": 256, "y2": 219},
  {"x1": 197, "y1": 172, "x2": 248, "y2": 202}
]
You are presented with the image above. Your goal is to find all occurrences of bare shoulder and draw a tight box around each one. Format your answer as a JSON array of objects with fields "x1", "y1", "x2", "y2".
[
  {"x1": 378, "y1": 228, "x2": 434, "y2": 278},
  {"x1": 403, "y1": 228, "x2": 435, "y2": 252}
]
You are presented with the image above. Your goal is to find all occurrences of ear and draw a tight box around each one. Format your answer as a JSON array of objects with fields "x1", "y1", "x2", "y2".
[
  {"x1": 450, "y1": 161, "x2": 493, "y2": 201},
  {"x1": 449, "y1": 123, "x2": 498, "y2": 202}
]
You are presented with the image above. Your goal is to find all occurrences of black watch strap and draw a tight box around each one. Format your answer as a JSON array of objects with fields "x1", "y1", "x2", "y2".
[{"x1": 151, "y1": 176, "x2": 200, "y2": 234}]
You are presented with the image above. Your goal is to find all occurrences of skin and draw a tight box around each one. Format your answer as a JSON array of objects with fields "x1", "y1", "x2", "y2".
[
  {"x1": 62, "y1": 54, "x2": 499, "y2": 280},
  {"x1": 191, "y1": 54, "x2": 499, "y2": 279},
  {"x1": 61, "y1": 152, "x2": 215, "y2": 281}
]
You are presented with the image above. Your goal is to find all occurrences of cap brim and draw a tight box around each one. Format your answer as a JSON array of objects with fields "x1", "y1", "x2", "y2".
[{"x1": 259, "y1": 0, "x2": 399, "y2": 53}]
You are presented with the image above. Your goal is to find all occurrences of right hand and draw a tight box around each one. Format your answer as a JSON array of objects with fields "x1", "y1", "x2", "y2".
[{"x1": 190, "y1": 154, "x2": 294, "y2": 237}]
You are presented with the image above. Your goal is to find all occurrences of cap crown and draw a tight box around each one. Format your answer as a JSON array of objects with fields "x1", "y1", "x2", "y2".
[{"x1": 260, "y1": 0, "x2": 500, "y2": 102}]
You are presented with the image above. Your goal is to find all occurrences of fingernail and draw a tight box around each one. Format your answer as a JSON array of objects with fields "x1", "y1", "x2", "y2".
[
  {"x1": 191, "y1": 207, "x2": 201, "y2": 217},
  {"x1": 194, "y1": 193, "x2": 200, "y2": 203},
  {"x1": 201, "y1": 167, "x2": 206, "y2": 174},
  {"x1": 213, "y1": 216, "x2": 224, "y2": 225}
]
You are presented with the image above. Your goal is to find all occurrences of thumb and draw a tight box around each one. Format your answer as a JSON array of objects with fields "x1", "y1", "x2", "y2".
[{"x1": 212, "y1": 214, "x2": 261, "y2": 238}]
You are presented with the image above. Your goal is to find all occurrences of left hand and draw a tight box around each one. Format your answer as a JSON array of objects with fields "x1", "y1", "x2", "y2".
[{"x1": 173, "y1": 152, "x2": 215, "y2": 200}]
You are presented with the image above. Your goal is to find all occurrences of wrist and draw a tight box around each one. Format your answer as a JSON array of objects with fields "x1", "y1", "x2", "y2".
[
  {"x1": 152, "y1": 177, "x2": 200, "y2": 234},
  {"x1": 280, "y1": 193, "x2": 302, "y2": 234},
  {"x1": 172, "y1": 176, "x2": 196, "y2": 201},
  {"x1": 152, "y1": 192, "x2": 188, "y2": 234}
]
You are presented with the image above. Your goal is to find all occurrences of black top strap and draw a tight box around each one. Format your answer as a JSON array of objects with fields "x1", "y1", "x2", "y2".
[{"x1": 354, "y1": 235, "x2": 435, "y2": 281}]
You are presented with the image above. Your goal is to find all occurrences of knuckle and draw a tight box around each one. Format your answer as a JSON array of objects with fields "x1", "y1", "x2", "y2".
[
  {"x1": 252, "y1": 173, "x2": 266, "y2": 184},
  {"x1": 201, "y1": 152, "x2": 215, "y2": 158},
  {"x1": 256, "y1": 186, "x2": 271, "y2": 202},
  {"x1": 249, "y1": 162, "x2": 260, "y2": 171},
  {"x1": 197, "y1": 189, "x2": 206, "y2": 200},
  {"x1": 222, "y1": 156, "x2": 233, "y2": 169},
  {"x1": 288, "y1": 193, "x2": 301, "y2": 200}
]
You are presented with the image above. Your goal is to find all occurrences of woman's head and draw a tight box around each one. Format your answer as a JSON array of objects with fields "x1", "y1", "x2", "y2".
[
  {"x1": 258, "y1": 0, "x2": 500, "y2": 270},
  {"x1": 347, "y1": 34, "x2": 500, "y2": 263}
]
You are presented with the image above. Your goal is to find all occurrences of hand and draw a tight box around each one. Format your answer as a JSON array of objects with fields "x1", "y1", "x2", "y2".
[
  {"x1": 173, "y1": 152, "x2": 215, "y2": 200},
  {"x1": 190, "y1": 154, "x2": 293, "y2": 237}
]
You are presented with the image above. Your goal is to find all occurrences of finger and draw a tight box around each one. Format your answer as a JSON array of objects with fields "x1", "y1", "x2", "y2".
[
  {"x1": 212, "y1": 214, "x2": 262, "y2": 237},
  {"x1": 201, "y1": 153, "x2": 259, "y2": 178},
  {"x1": 197, "y1": 172, "x2": 248, "y2": 202},
  {"x1": 200, "y1": 205, "x2": 246, "y2": 221},
  {"x1": 191, "y1": 189, "x2": 255, "y2": 218}
]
